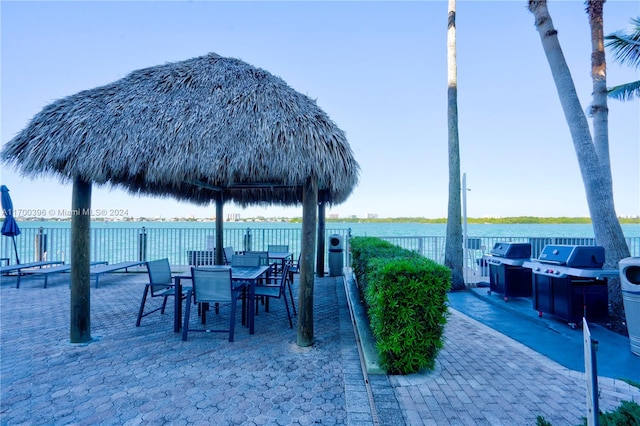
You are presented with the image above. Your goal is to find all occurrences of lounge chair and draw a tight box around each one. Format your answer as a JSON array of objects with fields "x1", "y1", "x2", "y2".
[
  {"x1": 90, "y1": 261, "x2": 146, "y2": 288},
  {"x1": 18, "y1": 261, "x2": 107, "y2": 288},
  {"x1": 1, "y1": 260, "x2": 65, "y2": 286}
]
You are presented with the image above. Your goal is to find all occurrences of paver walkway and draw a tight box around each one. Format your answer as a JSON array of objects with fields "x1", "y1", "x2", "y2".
[
  {"x1": 1, "y1": 271, "x2": 638, "y2": 425},
  {"x1": 389, "y1": 309, "x2": 640, "y2": 425}
]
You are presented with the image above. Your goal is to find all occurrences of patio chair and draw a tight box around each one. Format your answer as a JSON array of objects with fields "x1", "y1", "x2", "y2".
[
  {"x1": 136, "y1": 258, "x2": 187, "y2": 327},
  {"x1": 182, "y1": 266, "x2": 241, "y2": 342},
  {"x1": 253, "y1": 263, "x2": 293, "y2": 328},
  {"x1": 231, "y1": 253, "x2": 262, "y2": 268},
  {"x1": 244, "y1": 251, "x2": 270, "y2": 266},
  {"x1": 288, "y1": 253, "x2": 301, "y2": 281},
  {"x1": 268, "y1": 244, "x2": 289, "y2": 253},
  {"x1": 223, "y1": 246, "x2": 235, "y2": 265},
  {"x1": 286, "y1": 253, "x2": 301, "y2": 316}
]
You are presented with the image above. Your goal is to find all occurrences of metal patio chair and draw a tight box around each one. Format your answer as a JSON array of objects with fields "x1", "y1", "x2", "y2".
[
  {"x1": 267, "y1": 244, "x2": 289, "y2": 253},
  {"x1": 136, "y1": 258, "x2": 188, "y2": 327},
  {"x1": 223, "y1": 246, "x2": 236, "y2": 265},
  {"x1": 253, "y1": 263, "x2": 293, "y2": 329},
  {"x1": 182, "y1": 266, "x2": 241, "y2": 342},
  {"x1": 230, "y1": 253, "x2": 262, "y2": 268},
  {"x1": 286, "y1": 253, "x2": 301, "y2": 316},
  {"x1": 244, "y1": 251, "x2": 270, "y2": 266}
]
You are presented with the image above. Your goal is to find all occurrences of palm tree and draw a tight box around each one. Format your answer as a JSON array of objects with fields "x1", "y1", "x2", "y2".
[
  {"x1": 445, "y1": 0, "x2": 465, "y2": 291},
  {"x1": 527, "y1": 0, "x2": 630, "y2": 319},
  {"x1": 586, "y1": 0, "x2": 625, "y2": 319},
  {"x1": 605, "y1": 17, "x2": 640, "y2": 101}
]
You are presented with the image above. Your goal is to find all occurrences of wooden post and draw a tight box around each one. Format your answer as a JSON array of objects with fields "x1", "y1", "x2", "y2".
[
  {"x1": 215, "y1": 192, "x2": 224, "y2": 265},
  {"x1": 316, "y1": 194, "x2": 326, "y2": 277},
  {"x1": 297, "y1": 177, "x2": 317, "y2": 347},
  {"x1": 70, "y1": 177, "x2": 92, "y2": 343}
]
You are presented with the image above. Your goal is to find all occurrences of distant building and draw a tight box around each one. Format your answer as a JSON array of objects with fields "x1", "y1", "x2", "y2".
[
  {"x1": 328, "y1": 213, "x2": 340, "y2": 219},
  {"x1": 227, "y1": 213, "x2": 241, "y2": 221},
  {"x1": 367, "y1": 213, "x2": 378, "y2": 219}
]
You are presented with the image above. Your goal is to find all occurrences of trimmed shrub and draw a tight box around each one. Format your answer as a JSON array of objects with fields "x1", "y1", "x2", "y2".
[
  {"x1": 350, "y1": 236, "x2": 450, "y2": 374},
  {"x1": 350, "y1": 236, "x2": 419, "y2": 297}
]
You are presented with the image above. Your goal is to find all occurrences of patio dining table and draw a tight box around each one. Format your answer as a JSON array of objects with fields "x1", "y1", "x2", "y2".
[{"x1": 173, "y1": 264, "x2": 272, "y2": 335}]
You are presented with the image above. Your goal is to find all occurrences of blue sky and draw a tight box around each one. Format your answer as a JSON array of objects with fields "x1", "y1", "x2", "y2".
[{"x1": 1, "y1": 1, "x2": 638, "y2": 220}]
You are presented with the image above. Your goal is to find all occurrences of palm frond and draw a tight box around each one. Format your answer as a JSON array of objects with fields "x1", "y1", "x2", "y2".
[
  {"x1": 607, "y1": 80, "x2": 640, "y2": 101},
  {"x1": 605, "y1": 17, "x2": 640, "y2": 70}
]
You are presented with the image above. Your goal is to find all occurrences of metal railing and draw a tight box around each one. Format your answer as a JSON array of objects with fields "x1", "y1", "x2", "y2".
[
  {"x1": 0, "y1": 226, "x2": 349, "y2": 268},
  {"x1": 1, "y1": 226, "x2": 638, "y2": 278},
  {"x1": 374, "y1": 235, "x2": 640, "y2": 280}
]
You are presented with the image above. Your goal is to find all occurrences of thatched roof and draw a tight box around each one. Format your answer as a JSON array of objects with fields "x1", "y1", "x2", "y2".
[{"x1": 1, "y1": 53, "x2": 359, "y2": 206}]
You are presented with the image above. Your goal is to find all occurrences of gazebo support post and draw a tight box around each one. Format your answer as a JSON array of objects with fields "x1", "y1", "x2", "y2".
[
  {"x1": 316, "y1": 194, "x2": 326, "y2": 277},
  {"x1": 297, "y1": 177, "x2": 317, "y2": 347},
  {"x1": 70, "y1": 176, "x2": 92, "y2": 343},
  {"x1": 215, "y1": 192, "x2": 224, "y2": 265}
]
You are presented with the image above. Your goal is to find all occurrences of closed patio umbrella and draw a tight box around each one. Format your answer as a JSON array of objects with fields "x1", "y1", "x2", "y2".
[{"x1": 1, "y1": 185, "x2": 21, "y2": 264}]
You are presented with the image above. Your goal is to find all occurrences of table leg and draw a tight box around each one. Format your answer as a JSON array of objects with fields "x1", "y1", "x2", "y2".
[
  {"x1": 248, "y1": 281, "x2": 255, "y2": 334},
  {"x1": 174, "y1": 277, "x2": 182, "y2": 333},
  {"x1": 241, "y1": 286, "x2": 247, "y2": 326}
]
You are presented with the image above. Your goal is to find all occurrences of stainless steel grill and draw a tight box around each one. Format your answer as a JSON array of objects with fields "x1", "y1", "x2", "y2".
[
  {"x1": 483, "y1": 242, "x2": 532, "y2": 301},
  {"x1": 522, "y1": 245, "x2": 619, "y2": 328}
]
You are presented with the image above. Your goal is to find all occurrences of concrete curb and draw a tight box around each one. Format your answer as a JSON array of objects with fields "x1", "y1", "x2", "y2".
[{"x1": 342, "y1": 269, "x2": 385, "y2": 375}]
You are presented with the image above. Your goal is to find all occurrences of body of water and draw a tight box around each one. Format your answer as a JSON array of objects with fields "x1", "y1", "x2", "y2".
[
  {"x1": 14, "y1": 220, "x2": 640, "y2": 238},
  {"x1": 2, "y1": 221, "x2": 638, "y2": 267}
]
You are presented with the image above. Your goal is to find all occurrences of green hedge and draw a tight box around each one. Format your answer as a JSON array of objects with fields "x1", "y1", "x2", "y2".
[
  {"x1": 350, "y1": 237, "x2": 420, "y2": 298},
  {"x1": 350, "y1": 237, "x2": 451, "y2": 374}
]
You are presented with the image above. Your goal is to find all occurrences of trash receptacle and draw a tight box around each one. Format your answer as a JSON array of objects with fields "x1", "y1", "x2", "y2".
[
  {"x1": 620, "y1": 257, "x2": 640, "y2": 356},
  {"x1": 328, "y1": 234, "x2": 344, "y2": 277}
]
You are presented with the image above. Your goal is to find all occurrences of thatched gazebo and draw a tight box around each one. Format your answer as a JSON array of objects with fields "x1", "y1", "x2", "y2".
[{"x1": 1, "y1": 52, "x2": 359, "y2": 346}]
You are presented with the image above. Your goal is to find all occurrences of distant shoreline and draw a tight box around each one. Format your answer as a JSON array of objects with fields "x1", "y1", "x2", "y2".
[
  {"x1": 5, "y1": 216, "x2": 639, "y2": 225},
  {"x1": 321, "y1": 216, "x2": 640, "y2": 225}
]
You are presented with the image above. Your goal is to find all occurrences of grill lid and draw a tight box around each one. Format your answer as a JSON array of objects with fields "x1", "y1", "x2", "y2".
[
  {"x1": 537, "y1": 245, "x2": 605, "y2": 268},
  {"x1": 490, "y1": 242, "x2": 532, "y2": 259}
]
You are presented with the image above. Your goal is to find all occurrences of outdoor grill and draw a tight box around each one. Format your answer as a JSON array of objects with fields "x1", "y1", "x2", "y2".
[
  {"x1": 483, "y1": 242, "x2": 532, "y2": 301},
  {"x1": 522, "y1": 245, "x2": 619, "y2": 328}
]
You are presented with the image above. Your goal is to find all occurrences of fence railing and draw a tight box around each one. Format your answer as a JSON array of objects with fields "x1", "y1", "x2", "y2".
[
  {"x1": 1, "y1": 226, "x2": 638, "y2": 278},
  {"x1": 374, "y1": 235, "x2": 640, "y2": 279},
  {"x1": 0, "y1": 226, "x2": 350, "y2": 268}
]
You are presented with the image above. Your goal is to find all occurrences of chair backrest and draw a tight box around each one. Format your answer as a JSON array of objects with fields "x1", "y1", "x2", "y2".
[
  {"x1": 223, "y1": 247, "x2": 235, "y2": 265},
  {"x1": 191, "y1": 266, "x2": 233, "y2": 304},
  {"x1": 146, "y1": 258, "x2": 172, "y2": 295},
  {"x1": 279, "y1": 263, "x2": 290, "y2": 288},
  {"x1": 271, "y1": 263, "x2": 291, "y2": 297},
  {"x1": 290, "y1": 253, "x2": 302, "y2": 272},
  {"x1": 268, "y1": 244, "x2": 289, "y2": 253},
  {"x1": 231, "y1": 253, "x2": 262, "y2": 267},
  {"x1": 244, "y1": 251, "x2": 269, "y2": 266}
]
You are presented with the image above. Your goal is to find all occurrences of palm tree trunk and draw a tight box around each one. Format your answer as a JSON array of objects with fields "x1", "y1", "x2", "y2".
[
  {"x1": 445, "y1": 0, "x2": 464, "y2": 290},
  {"x1": 587, "y1": 0, "x2": 613, "y2": 189},
  {"x1": 586, "y1": 0, "x2": 631, "y2": 317}
]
